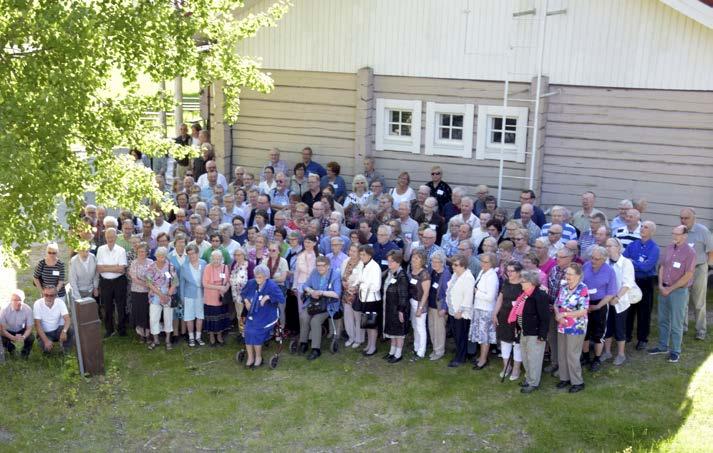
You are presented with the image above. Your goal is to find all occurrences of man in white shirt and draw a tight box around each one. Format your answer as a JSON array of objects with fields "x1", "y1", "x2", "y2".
[
  {"x1": 96, "y1": 228, "x2": 128, "y2": 337},
  {"x1": 33, "y1": 286, "x2": 73, "y2": 354},
  {"x1": 262, "y1": 148, "x2": 289, "y2": 179},
  {"x1": 197, "y1": 160, "x2": 228, "y2": 192},
  {"x1": 453, "y1": 196, "x2": 480, "y2": 230},
  {"x1": 151, "y1": 212, "x2": 171, "y2": 239}
]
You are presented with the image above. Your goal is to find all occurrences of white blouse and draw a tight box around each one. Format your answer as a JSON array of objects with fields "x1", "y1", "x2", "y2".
[
  {"x1": 610, "y1": 255, "x2": 635, "y2": 313},
  {"x1": 473, "y1": 268, "x2": 499, "y2": 312},
  {"x1": 353, "y1": 259, "x2": 382, "y2": 302},
  {"x1": 446, "y1": 270, "x2": 475, "y2": 319}
]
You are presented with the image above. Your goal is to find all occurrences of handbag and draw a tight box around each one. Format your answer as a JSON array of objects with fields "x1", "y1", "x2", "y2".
[
  {"x1": 220, "y1": 264, "x2": 232, "y2": 306},
  {"x1": 170, "y1": 293, "x2": 180, "y2": 308},
  {"x1": 306, "y1": 296, "x2": 328, "y2": 316},
  {"x1": 360, "y1": 311, "x2": 379, "y2": 329},
  {"x1": 623, "y1": 283, "x2": 643, "y2": 305}
]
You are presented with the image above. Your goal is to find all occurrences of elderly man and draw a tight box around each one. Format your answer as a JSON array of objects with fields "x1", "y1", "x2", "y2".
[
  {"x1": 516, "y1": 203, "x2": 541, "y2": 246},
  {"x1": 228, "y1": 166, "x2": 246, "y2": 193},
  {"x1": 582, "y1": 225, "x2": 610, "y2": 261},
  {"x1": 426, "y1": 166, "x2": 452, "y2": 212},
  {"x1": 582, "y1": 247, "x2": 618, "y2": 371},
  {"x1": 247, "y1": 194, "x2": 274, "y2": 227},
  {"x1": 373, "y1": 225, "x2": 400, "y2": 271},
  {"x1": 648, "y1": 225, "x2": 697, "y2": 362},
  {"x1": 363, "y1": 156, "x2": 386, "y2": 189},
  {"x1": 221, "y1": 194, "x2": 243, "y2": 225},
  {"x1": 366, "y1": 179, "x2": 384, "y2": 210},
  {"x1": 263, "y1": 148, "x2": 289, "y2": 179},
  {"x1": 614, "y1": 208, "x2": 642, "y2": 249},
  {"x1": 514, "y1": 190, "x2": 546, "y2": 227},
  {"x1": 473, "y1": 185, "x2": 489, "y2": 217},
  {"x1": 33, "y1": 286, "x2": 73, "y2": 354},
  {"x1": 301, "y1": 173, "x2": 323, "y2": 214},
  {"x1": 442, "y1": 186, "x2": 465, "y2": 223},
  {"x1": 319, "y1": 223, "x2": 351, "y2": 255},
  {"x1": 96, "y1": 228, "x2": 128, "y2": 338},
  {"x1": 411, "y1": 227, "x2": 444, "y2": 268},
  {"x1": 471, "y1": 211, "x2": 491, "y2": 249},
  {"x1": 544, "y1": 224, "x2": 565, "y2": 258},
  {"x1": 453, "y1": 196, "x2": 481, "y2": 231},
  {"x1": 410, "y1": 185, "x2": 431, "y2": 220},
  {"x1": 326, "y1": 236, "x2": 348, "y2": 270},
  {"x1": 174, "y1": 123, "x2": 192, "y2": 178},
  {"x1": 417, "y1": 197, "x2": 446, "y2": 243},
  {"x1": 679, "y1": 208, "x2": 713, "y2": 340},
  {"x1": 457, "y1": 240, "x2": 481, "y2": 277},
  {"x1": 188, "y1": 225, "x2": 210, "y2": 256},
  {"x1": 1, "y1": 289, "x2": 35, "y2": 360},
  {"x1": 543, "y1": 247, "x2": 575, "y2": 374},
  {"x1": 541, "y1": 206, "x2": 578, "y2": 243},
  {"x1": 270, "y1": 172, "x2": 292, "y2": 211},
  {"x1": 578, "y1": 213, "x2": 606, "y2": 255},
  {"x1": 197, "y1": 159, "x2": 228, "y2": 192},
  {"x1": 397, "y1": 201, "x2": 420, "y2": 243},
  {"x1": 301, "y1": 146, "x2": 326, "y2": 178},
  {"x1": 610, "y1": 199, "x2": 633, "y2": 231},
  {"x1": 623, "y1": 220, "x2": 659, "y2": 349},
  {"x1": 572, "y1": 191, "x2": 607, "y2": 233}
]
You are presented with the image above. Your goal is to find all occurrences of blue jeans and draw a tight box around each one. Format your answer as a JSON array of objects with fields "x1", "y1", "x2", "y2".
[{"x1": 657, "y1": 287, "x2": 688, "y2": 354}]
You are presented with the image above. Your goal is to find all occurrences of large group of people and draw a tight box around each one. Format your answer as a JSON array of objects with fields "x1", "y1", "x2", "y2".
[{"x1": 2, "y1": 122, "x2": 711, "y2": 395}]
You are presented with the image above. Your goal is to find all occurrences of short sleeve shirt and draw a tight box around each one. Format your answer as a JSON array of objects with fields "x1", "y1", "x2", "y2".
[
  {"x1": 33, "y1": 298, "x2": 69, "y2": 332},
  {"x1": 582, "y1": 262, "x2": 617, "y2": 301},
  {"x1": 0, "y1": 303, "x2": 33, "y2": 332}
]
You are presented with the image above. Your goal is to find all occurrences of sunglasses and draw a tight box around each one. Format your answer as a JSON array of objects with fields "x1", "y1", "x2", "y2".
[
  {"x1": 47, "y1": 251, "x2": 58, "y2": 255},
  {"x1": 431, "y1": 172, "x2": 441, "y2": 176}
]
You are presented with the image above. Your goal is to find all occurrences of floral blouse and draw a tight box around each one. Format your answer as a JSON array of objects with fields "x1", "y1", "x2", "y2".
[
  {"x1": 230, "y1": 261, "x2": 250, "y2": 303},
  {"x1": 129, "y1": 258, "x2": 153, "y2": 293},
  {"x1": 554, "y1": 281, "x2": 590, "y2": 335}
]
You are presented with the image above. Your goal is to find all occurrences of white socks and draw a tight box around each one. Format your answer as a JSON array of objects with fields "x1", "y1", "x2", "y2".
[
  {"x1": 394, "y1": 347, "x2": 403, "y2": 359},
  {"x1": 389, "y1": 345, "x2": 396, "y2": 355},
  {"x1": 189, "y1": 332, "x2": 195, "y2": 340}
]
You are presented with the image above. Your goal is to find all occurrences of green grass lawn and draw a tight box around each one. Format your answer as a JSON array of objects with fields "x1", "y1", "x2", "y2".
[{"x1": 2, "y1": 259, "x2": 712, "y2": 451}]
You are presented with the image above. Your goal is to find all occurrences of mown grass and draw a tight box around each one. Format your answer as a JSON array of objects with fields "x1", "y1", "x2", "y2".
[{"x1": 2, "y1": 254, "x2": 711, "y2": 451}]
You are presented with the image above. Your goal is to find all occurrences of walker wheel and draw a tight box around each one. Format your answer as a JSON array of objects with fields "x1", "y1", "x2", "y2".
[
  {"x1": 289, "y1": 340, "x2": 298, "y2": 354},
  {"x1": 236, "y1": 350, "x2": 246, "y2": 363},
  {"x1": 330, "y1": 339, "x2": 339, "y2": 354},
  {"x1": 270, "y1": 355, "x2": 279, "y2": 369}
]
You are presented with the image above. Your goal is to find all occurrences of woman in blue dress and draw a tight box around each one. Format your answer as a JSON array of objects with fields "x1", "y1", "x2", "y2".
[{"x1": 240, "y1": 264, "x2": 286, "y2": 368}]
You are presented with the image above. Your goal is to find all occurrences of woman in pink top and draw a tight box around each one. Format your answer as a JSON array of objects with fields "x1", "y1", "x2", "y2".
[{"x1": 202, "y1": 250, "x2": 231, "y2": 346}]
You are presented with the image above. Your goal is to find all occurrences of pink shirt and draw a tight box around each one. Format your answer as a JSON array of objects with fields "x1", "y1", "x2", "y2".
[
  {"x1": 202, "y1": 263, "x2": 229, "y2": 307},
  {"x1": 661, "y1": 244, "x2": 696, "y2": 288}
]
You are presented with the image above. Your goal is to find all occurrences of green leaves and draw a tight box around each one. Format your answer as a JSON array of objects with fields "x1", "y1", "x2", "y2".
[{"x1": 0, "y1": 0, "x2": 290, "y2": 267}]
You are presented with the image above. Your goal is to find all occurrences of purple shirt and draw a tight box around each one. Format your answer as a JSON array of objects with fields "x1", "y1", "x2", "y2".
[
  {"x1": 582, "y1": 262, "x2": 617, "y2": 301},
  {"x1": 661, "y1": 243, "x2": 696, "y2": 288}
]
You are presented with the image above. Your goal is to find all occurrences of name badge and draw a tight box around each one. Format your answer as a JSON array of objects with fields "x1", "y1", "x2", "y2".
[
  {"x1": 90, "y1": 244, "x2": 96, "y2": 250},
  {"x1": 429, "y1": 224, "x2": 436, "y2": 230},
  {"x1": 436, "y1": 189, "x2": 444, "y2": 195},
  {"x1": 164, "y1": 271, "x2": 171, "y2": 279},
  {"x1": 381, "y1": 260, "x2": 388, "y2": 266},
  {"x1": 412, "y1": 242, "x2": 420, "y2": 248},
  {"x1": 589, "y1": 288, "x2": 598, "y2": 295},
  {"x1": 52, "y1": 270, "x2": 60, "y2": 276},
  {"x1": 688, "y1": 242, "x2": 695, "y2": 249},
  {"x1": 331, "y1": 183, "x2": 338, "y2": 189},
  {"x1": 560, "y1": 279, "x2": 566, "y2": 286},
  {"x1": 219, "y1": 273, "x2": 226, "y2": 278},
  {"x1": 672, "y1": 262, "x2": 681, "y2": 269},
  {"x1": 390, "y1": 278, "x2": 397, "y2": 285},
  {"x1": 405, "y1": 233, "x2": 412, "y2": 240},
  {"x1": 638, "y1": 256, "x2": 645, "y2": 263},
  {"x1": 410, "y1": 278, "x2": 417, "y2": 284},
  {"x1": 432, "y1": 282, "x2": 439, "y2": 289}
]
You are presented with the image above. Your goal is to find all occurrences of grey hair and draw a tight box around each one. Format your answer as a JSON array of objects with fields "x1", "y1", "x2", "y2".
[
  {"x1": 254, "y1": 264, "x2": 271, "y2": 278},
  {"x1": 590, "y1": 246, "x2": 607, "y2": 259},
  {"x1": 330, "y1": 236, "x2": 344, "y2": 245},
  {"x1": 448, "y1": 217, "x2": 464, "y2": 228},
  {"x1": 618, "y1": 199, "x2": 633, "y2": 208},
  {"x1": 219, "y1": 223, "x2": 234, "y2": 237},
  {"x1": 642, "y1": 220, "x2": 657, "y2": 233},
  {"x1": 154, "y1": 246, "x2": 168, "y2": 257},
  {"x1": 103, "y1": 215, "x2": 118, "y2": 228},
  {"x1": 430, "y1": 249, "x2": 447, "y2": 265},
  {"x1": 452, "y1": 186, "x2": 467, "y2": 197},
  {"x1": 482, "y1": 252, "x2": 498, "y2": 267},
  {"x1": 377, "y1": 224, "x2": 392, "y2": 236},
  {"x1": 210, "y1": 249, "x2": 223, "y2": 260},
  {"x1": 520, "y1": 269, "x2": 541, "y2": 286}
]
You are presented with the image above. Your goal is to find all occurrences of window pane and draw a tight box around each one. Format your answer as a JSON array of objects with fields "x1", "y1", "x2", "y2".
[
  {"x1": 505, "y1": 132, "x2": 516, "y2": 144},
  {"x1": 492, "y1": 117, "x2": 503, "y2": 130},
  {"x1": 492, "y1": 131, "x2": 502, "y2": 143},
  {"x1": 391, "y1": 110, "x2": 400, "y2": 123},
  {"x1": 452, "y1": 128, "x2": 463, "y2": 140},
  {"x1": 505, "y1": 118, "x2": 517, "y2": 127},
  {"x1": 452, "y1": 115, "x2": 463, "y2": 127},
  {"x1": 401, "y1": 125, "x2": 411, "y2": 137},
  {"x1": 390, "y1": 123, "x2": 400, "y2": 135},
  {"x1": 439, "y1": 127, "x2": 450, "y2": 139},
  {"x1": 440, "y1": 114, "x2": 451, "y2": 127},
  {"x1": 402, "y1": 111, "x2": 412, "y2": 123}
]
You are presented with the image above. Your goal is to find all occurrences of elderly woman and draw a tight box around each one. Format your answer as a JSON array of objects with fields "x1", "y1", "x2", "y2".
[
  {"x1": 300, "y1": 255, "x2": 342, "y2": 360},
  {"x1": 180, "y1": 244, "x2": 207, "y2": 347},
  {"x1": 554, "y1": 263, "x2": 589, "y2": 393},
  {"x1": 34, "y1": 242, "x2": 66, "y2": 298},
  {"x1": 146, "y1": 247, "x2": 178, "y2": 350},
  {"x1": 428, "y1": 250, "x2": 451, "y2": 361},
  {"x1": 522, "y1": 252, "x2": 548, "y2": 289},
  {"x1": 230, "y1": 247, "x2": 254, "y2": 341},
  {"x1": 68, "y1": 246, "x2": 99, "y2": 300},
  {"x1": 249, "y1": 232, "x2": 269, "y2": 265},
  {"x1": 511, "y1": 228, "x2": 532, "y2": 263},
  {"x1": 515, "y1": 270, "x2": 551, "y2": 393},
  {"x1": 581, "y1": 246, "x2": 618, "y2": 371},
  {"x1": 128, "y1": 242, "x2": 153, "y2": 342},
  {"x1": 604, "y1": 238, "x2": 635, "y2": 366},
  {"x1": 289, "y1": 162, "x2": 307, "y2": 197},
  {"x1": 219, "y1": 223, "x2": 240, "y2": 256},
  {"x1": 408, "y1": 249, "x2": 431, "y2": 361},
  {"x1": 470, "y1": 252, "x2": 500, "y2": 369},
  {"x1": 340, "y1": 243, "x2": 363, "y2": 348},
  {"x1": 258, "y1": 165, "x2": 277, "y2": 195},
  {"x1": 382, "y1": 249, "x2": 409, "y2": 364},
  {"x1": 240, "y1": 264, "x2": 286, "y2": 368},
  {"x1": 492, "y1": 261, "x2": 524, "y2": 381},
  {"x1": 390, "y1": 171, "x2": 415, "y2": 210},
  {"x1": 168, "y1": 234, "x2": 188, "y2": 343},
  {"x1": 343, "y1": 174, "x2": 371, "y2": 210},
  {"x1": 202, "y1": 249, "x2": 232, "y2": 346},
  {"x1": 441, "y1": 218, "x2": 464, "y2": 257},
  {"x1": 352, "y1": 244, "x2": 382, "y2": 356},
  {"x1": 446, "y1": 254, "x2": 476, "y2": 367},
  {"x1": 318, "y1": 161, "x2": 346, "y2": 202}
]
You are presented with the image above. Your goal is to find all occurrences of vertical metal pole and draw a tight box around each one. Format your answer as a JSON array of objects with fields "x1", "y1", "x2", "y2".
[
  {"x1": 497, "y1": 76, "x2": 509, "y2": 205},
  {"x1": 529, "y1": 0, "x2": 548, "y2": 190}
]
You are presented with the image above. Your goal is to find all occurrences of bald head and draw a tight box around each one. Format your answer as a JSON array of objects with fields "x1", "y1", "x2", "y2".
[{"x1": 679, "y1": 207, "x2": 696, "y2": 229}]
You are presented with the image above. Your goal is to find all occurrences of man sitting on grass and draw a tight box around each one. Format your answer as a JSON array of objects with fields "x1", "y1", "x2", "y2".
[{"x1": 33, "y1": 286, "x2": 73, "y2": 354}]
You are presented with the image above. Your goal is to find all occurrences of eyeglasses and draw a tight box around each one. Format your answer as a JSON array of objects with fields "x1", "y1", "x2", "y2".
[
  {"x1": 548, "y1": 231, "x2": 561, "y2": 235},
  {"x1": 269, "y1": 249, "x2": 279, "y2": 252},
  {"x1": 47, "y1": 251, "x2": 57, "y2": 255},
  {"x1": 431, "y1": 172, "x2": 441, "y2": 176},
  {"x1": 514, "y1": 237, "x2": 525, "y2": 241}
]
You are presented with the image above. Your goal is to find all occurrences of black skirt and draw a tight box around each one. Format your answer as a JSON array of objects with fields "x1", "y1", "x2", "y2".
[
  {"x1": 130, "y1": 291, "x2": 150, "y2": 330},
  {"x1": 496, "y1": 282, "x2": 521, "y2": 343}
]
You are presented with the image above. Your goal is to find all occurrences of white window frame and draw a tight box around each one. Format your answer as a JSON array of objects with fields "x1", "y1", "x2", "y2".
[
  {"x1": 476, "y1": 105, "x2": 529, "y2": 163},
  {"x1": 424, "y1": 102, "x2": 474, "y2": 158},
  {"x1": 375, "y1": 98, "x2": 422, "y2": 154}
]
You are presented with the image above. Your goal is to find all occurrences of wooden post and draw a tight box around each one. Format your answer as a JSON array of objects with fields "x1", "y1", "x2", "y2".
[
  {"x1": 210, "y1": 81, "x2": 231, "y2": 177},
  {"x1": 354, "y1": 67, "x2": 374, "y2": 174}
]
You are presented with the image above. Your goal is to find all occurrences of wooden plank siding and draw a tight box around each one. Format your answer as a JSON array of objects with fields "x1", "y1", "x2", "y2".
[
  {"x1": 231, "y1": 70, "x2": 357, "y2": 180},
  {"x1": 541, "y1": 85, "x2": 713, "y2": 243},
  {"x1": 371, "y1": 75, "x2": 545, "y2": 208}
]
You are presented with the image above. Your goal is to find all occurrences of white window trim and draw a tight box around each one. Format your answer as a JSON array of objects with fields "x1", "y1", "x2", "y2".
[
  {"x1": 476, "y1": 105, "x2": 529, "y2": 163},
  {"x1": 375, "y1": 98, "x2": 422, "y2": 154},
  {"x1": 424, "y1": 102, "x2": 474, "y2": 158}
]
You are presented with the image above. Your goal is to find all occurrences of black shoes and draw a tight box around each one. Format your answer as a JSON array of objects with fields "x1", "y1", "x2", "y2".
[
  {"x1": 556, "y1": 380, "x2": 571, "y2": 389},
  {"x1": 521, "y1": 385, "x2": 538, "y2": 394},
  {"x1": 635, "y1": 341, "x2": 648, "y2": 351},
  {"x1": 473, "y1": 361, "x2": 488, "y2": 370},
  {"x1": 362, "y1": 349, "x2": 377, "y2": 357},
  {"x1": 448, "y1": 361, "x2": 462, "y2": 368},
  {"x1": 383, "y1": 353, "x2": 394, "y2": 360},
  {"x1": 307, "y1": 349, "x2": 321, "y2": 361},
  {"x1": 298, "y1": 342, "x2": 308, "y2": 354},
  {"x1": 590, "y1": 359, "x2": 602, "y2": 372},
  {"x1": 388, "y1": 355, "x2": 403, "y2": 364},
  {"x1": 569, "y1": 384, "x2": 585, "y2": 393}
]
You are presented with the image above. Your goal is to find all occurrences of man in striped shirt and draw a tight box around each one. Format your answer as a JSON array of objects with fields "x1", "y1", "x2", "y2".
[
  {"x1": 614, "y1": 209, "x2": 642, "y2": 249},
  {"x1": 540, "y1": 206, "x2": 578, "y2": 244}
]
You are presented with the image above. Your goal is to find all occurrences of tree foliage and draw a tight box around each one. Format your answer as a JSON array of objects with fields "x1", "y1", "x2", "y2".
[{"x1": 0, "y1": 0, "x2": 289, "y2": 267}]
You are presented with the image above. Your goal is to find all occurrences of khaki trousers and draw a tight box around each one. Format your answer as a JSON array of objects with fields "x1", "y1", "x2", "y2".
[
  {"x1": 520, "y1": 335, "x2": 546, "y2": 388},
  {"x1": 427, "y1": 308, "x2": 446, "y2": 357},
  {"x1": 557, "y1": 333, "x2": 585, "y2": 385}
]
